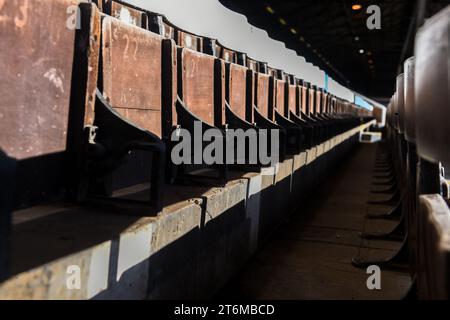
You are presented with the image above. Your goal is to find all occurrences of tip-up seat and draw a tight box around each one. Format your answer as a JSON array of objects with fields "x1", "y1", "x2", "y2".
[
  {"x1": 396, "y1": 73, "x2": 406, "y2": 136},
  {"x1": 415, "y1": 6, "x2": 450, "y2": 168},
  {"x1": 285, "y1": 80, "x2": 314, "y2": 149},
  {"x1": 102, "y1": 0, "x2": 147, "y2": 28},
  {"x1": 170, "y1": 47, "x2": 228, "y2": 182},
  {"x1": 253, "y1": 71, "x2": 287, "y2": 161},
  {"x1": 225, "y1": 62, "x2": 285, "y2": 167},
  {"x1": 301, "y1": 83, "x2": 329, "y2": 144},
  {"x1": 0, "y1": 0, "x2": 87, "y2": 280},
  {"x1": 414, "y1": 6, "x2": 450, "y2": 299},
  {"x1": 146, "y1": 12, "x2": 205, "y2": 53},
  {"x1": 404, "y1": 57, "x2": 416, "y2": 144},
  {"x1": 273, "y1": 75, "x2": 304, "y2": 154},
  {"x1": 216, "y1": 41, "x2": 247, "y2": 65},
  {"x1": 78, "y1": 14, "x2": 166, "y2": 211}
]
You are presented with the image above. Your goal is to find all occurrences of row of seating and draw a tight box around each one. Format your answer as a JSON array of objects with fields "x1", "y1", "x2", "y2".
[
  {"x1": 0, "y1": 0, "x2": 373, "y2": 281},
  {"x1": 350, "y1": 4, "x2": 450, "y2": 299}
]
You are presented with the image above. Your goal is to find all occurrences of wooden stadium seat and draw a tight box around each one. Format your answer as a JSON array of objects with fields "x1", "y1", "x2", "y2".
[
  {"x1": 102, "y1": 0, "x2": 147, "y2": 28},
  {"x1": 255, "y1": 73, "x2": 272, "y2": 120},
  {"x1": 404, "y1": 57, "x2": 416, "y2": 144},
  {"x1": 253, "y1": 70, "x2": 287, "y2": 161},
  {"x1": 273, "y1": 74, "x2": 304, "y2": 154},
  {"x1": 81, "y1": 15, "x2": 167, "y2": 211},
  {"x1": 285, "y1": 79, "x2": 314, "y2": 149},
  {"x1": 397, "y1": 74, "x2": 406, "y2": 135},
  {"x1": 246, "y1": 57, "x2": 260, "y2": 73},
  {"x1": 215, "y1": 41, "x2": 247, "y2": 65},
  {"x1": 302, "y1": 83, "x2": 328, "y2": 145},
  {"x1": 225, "y1": 63, "x2": 252, "y2": 122},
  {"x1": 414, "y1": 6, "x2": 450, "y2": 299},
  {"x1": 147, "y1": 12, "x2": 204, "y2": 52},
  {"x1": 172, "y1": 47, "x2": 228, "y2": 182},
  {"x1": 415, "y1": 6, "x2": 450, "y2": 169},
  {"x1": 0, "y1": 0, "x2": 90, "y2": 280}
]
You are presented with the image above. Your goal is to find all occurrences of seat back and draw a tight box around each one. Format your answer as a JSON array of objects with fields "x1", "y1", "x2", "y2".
[
  {"x1": 255, "y1": 73, "x2": 272, "y2": 120},
  {"x1": 315, "y1": 88, "x2": 322, "y2": 115},
  {"x1": 309, "y1": 86, "x2": 316, "y2": 115},
  {"x1": 101, "y1": 16, "x2": 164, "y2": 138},
  {"x1": 300, "y1": 83, "x2": 308, "y2": 115},
  {"x1": 226, "y1": 63, "x2": 248, "y2": 121},
  {"x1": 178, "y1": 48, "x2": 224, "y2": 127},
  {"x1": 288, "y1": 83, "x2": 298, "y2": 117},
  {"x1": 275, "y1": 78, "x2": 287, "y2": 115},
  {"x1": 246, "y1": 57, "x2": 260, "y2": 73},
  {"x1": 418, "y1": 194, "x2": 450, "y2": 299},
  {"x1": 396, "y1": 73, "x2": 405, "y2": 134},
  {"x1": 0, "y1": 0, "x2": 85, "y2": 208},
  {"x1": 393, "y1": 89, "x2": 399, "y2": 132},
  {"x1": 103, "y1": 0, "x2": 147, "y2": 28},
  {"x1": 216, "y1": 42, "x2": 244, "y2": 64},
  {"x1": 404, "y1": 57, "x2": 416, "y2": 143},
  {"x1": 178, "y1": 30, "x2": 203, "y2": 52},
  {"x1": 415, "y1": 6, "x2": 450, "y2": 167}
]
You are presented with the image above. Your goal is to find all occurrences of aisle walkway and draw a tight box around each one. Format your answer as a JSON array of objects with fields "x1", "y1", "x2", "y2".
[{"x1": 219, "y1": 143, "x2": 411, "y2": 300}]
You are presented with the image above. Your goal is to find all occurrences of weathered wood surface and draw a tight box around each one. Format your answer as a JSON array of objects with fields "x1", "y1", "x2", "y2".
[
  {"x1": 102, "y1": 17, "x2": 163, "y2": 137},
  {"x1": 180, "y1": 48, "x2": 216, "y2": 126},
  {"x1": 0, "y1": 0, "x2": 79, "y2": 160}
]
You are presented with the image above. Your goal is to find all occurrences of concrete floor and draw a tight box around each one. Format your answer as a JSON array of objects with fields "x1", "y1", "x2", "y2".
[{"x1": 218, "y1": 143, "x2": 412, "y2": 300}]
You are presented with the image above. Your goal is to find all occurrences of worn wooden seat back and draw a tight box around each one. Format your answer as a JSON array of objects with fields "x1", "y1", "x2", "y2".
[
  {"x1": 404, "y1": 57, "x2": 416, "y2": 143},
  {"x1": 217, "y1": 44, "x2": 237, "y2": 63},
  {"x1": 178, "y1": 48, "x2": 224, "y2": 127},
  {"x1": 275, "y1": 79, "x2": 287, "y2": 115},
  {"x1": 288, "y1": 84, "x2": 298, "y2": 117},
  {"x1": 178, "y1": 31, "x2": 203, "y2": 52},
  {"x1": 103, "y1": 0, "x2": 147, "y2": 28},
  {"x1": 396, "y1": 74, "x2": 405, "y2": 135},
  {"x1": 0, "y1": 0, "x2": 86, "y2": 208},
  {"x1": 255, "y1": 73, "x2": 272, "y2": 120},
  {"x1": 418, "y1": 195, "x2": 450, "y2": 299},
  {"x1": 315, "y1": 88, "x2": 322, "y2": 115},
  {"x1": 101, "y1": 16, "x2": 163, "y2": 137},
  {"x1": 226, "y1": 63, "x2": 248, "y2": 120},
  {"x1": 309, "y1": 86, "x2": 316, "y2": 115},
  {"x1": 415, "y1": 6, "x2": 450, "y2": 168},
  {"x1": 300, "y1": 84, "x2": 308, "y2": 115}
]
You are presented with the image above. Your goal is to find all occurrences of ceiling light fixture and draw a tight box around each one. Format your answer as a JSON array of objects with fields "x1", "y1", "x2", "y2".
[
  {"x1": 266, "y1": 6, "x2": 275, "y2": 14},
  {"x1": 279, "y1": 18, "x2": 287, "y2": 25},
  {"x1": 290, "y1": 28, "x2": 297, "y2": 34},
  {"x1": 352, "y1": 4, "x2": 362, "y2": 11},
  {"x1": 359, "y1": 49, "x2": 365, "y2": 54}
]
